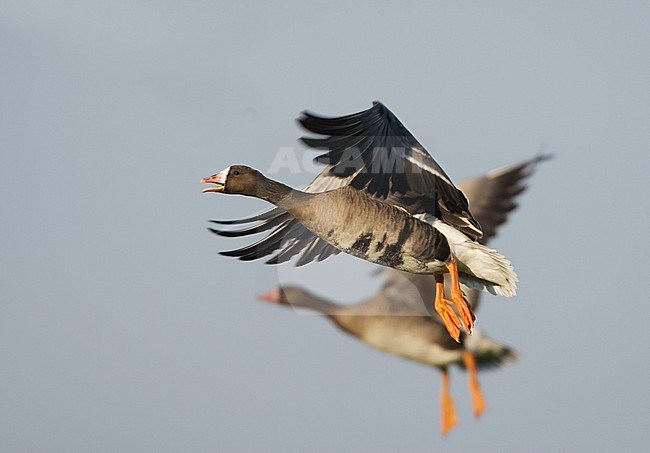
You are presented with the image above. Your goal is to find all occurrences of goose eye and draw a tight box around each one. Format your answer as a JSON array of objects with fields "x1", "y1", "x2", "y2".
[{"x1": 233, "y1": 170, "x2": 240, "y2": 175}]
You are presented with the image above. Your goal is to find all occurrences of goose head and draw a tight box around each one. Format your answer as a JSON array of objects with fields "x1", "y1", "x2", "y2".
[
  {"x1": 257, "y1": 286, "x2": 301, "y2": 305},
  {"x1": 201, "y1": 165, "x2": 262, "y2": 195},
  {"x1": 257, "y1": 286, "x2": 331, "y2": 311}
]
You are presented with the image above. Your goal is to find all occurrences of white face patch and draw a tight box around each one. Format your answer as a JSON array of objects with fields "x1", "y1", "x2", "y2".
[{"x1": 214, "y1": 166, "x2": 231, "y2": 184}]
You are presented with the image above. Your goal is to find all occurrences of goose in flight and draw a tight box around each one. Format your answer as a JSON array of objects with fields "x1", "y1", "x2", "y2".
[
  {"x1": 202, "y1": 103, "x2": 531, "y2": 340},
  {"x1": 254, "y1": 156, "x2": 545, "y2": 434}
]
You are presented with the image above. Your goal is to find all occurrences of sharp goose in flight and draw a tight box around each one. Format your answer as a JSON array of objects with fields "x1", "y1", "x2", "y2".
[
  {"x1": 201, "y1": 102, "x2": 524, "y2": 340},
  {"x1": 255, "y1": 156, "x2": 546, "y2": 435}
]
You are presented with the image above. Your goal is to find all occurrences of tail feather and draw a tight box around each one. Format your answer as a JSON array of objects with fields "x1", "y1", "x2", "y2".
[
  {"x1": 430, "y1": 219, "x2": 517, "y2": 296},
  {"x1": 457, "y1": 241, "x2": 518, "y2": 297},
  {"x1": 462, "y1": 328, "x2": 519, "y2": 371}
]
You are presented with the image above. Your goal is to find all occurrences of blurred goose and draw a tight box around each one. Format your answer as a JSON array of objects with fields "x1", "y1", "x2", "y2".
[
  {"x1": 255, "y1": 156, "x2": 545, "y2": 435},
  {"x1": 202, "y1": 102, "x2": 520, "y2": 340},
  {"x1": 258, "y1": 283, "x2": 514, "y2": 435}
]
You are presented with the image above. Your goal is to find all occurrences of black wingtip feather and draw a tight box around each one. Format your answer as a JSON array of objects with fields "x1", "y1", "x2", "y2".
[
  {"x1": 208, "y1": 227, "x2": 226, "y2": 236},
  {"x1": 209, "y1": 207, "x2": 280, "y2": 225}
]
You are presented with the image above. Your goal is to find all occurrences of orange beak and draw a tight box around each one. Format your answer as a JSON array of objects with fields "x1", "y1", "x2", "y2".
[
  {"x1": 200, "y1": 168, "x2": 228, "y2": 193},
  {"x1": 257, "y1": 288, "x2": 282, "y2": 303}
]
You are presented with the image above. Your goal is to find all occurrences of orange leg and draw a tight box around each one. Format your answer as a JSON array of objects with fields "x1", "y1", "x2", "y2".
[
  {"x1": 434, "y1": 274, "x2": 461, "y2": 342},
  {"x1": 462, "y1": 350, "x2": 486, "y2": 417},
  {"x1": 439, "y1": 368, "x2": 458, "y2": 436},
  {"x1": 446, "y1": 259, "x2": 475, "y2": 335}
]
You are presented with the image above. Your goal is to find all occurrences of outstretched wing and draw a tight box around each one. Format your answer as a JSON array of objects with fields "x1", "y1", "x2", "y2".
[
  {"x1": 300, "y1": 101, "x2": 482, "y2": 240},
  {"x1": 457, "y1": 153, "x2": 551, "y2": 245}
]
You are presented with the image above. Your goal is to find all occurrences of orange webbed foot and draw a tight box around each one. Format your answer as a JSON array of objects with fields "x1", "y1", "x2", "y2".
[
  {"x1": 446, "y1": 259, "x2": 476, "y2": 335},
  {"x1": 463, "y1": 351, "x2": 486, "y2": 417},
  {"x1": 440, "y1": 369, "x2": 458, "y2": 436},
  {"x1": 434, "y1": 275, "x2": 461, "y2": 342}
]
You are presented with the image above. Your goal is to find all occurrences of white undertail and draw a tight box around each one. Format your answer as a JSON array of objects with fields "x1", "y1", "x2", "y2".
[{"x1": 430, "y1": 219, "x2": 518, "y2": 297}]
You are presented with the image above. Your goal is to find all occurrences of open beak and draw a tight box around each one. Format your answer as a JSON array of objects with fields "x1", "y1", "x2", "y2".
[{"x1": 200, "y1": 169, "x2": 227, "y2": 193}]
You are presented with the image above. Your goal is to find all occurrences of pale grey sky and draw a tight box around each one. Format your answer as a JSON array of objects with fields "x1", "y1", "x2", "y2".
[{"x1": 1, "y1": 1, "x2": 649, "y2": 452}]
